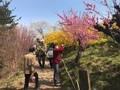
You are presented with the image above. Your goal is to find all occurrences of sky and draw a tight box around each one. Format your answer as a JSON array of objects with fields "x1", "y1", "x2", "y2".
[
  {"x1": 8, "y1": 0, "x2": 116, "y2": 26},
  {"x1": 8, "y1": 0, "x2": 94, "y2": 26}
]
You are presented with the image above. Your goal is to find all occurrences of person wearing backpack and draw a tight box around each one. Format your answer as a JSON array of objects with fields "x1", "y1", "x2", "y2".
[
  {"x1": 53, "y1": 44, "x2": 64, "y2": 86},
  {"x1": 46, "y1": 43, "x2": 55, "y2": 69}
]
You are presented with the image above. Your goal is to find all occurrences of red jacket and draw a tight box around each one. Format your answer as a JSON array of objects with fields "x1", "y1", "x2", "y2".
[{"x1": 53, "y1": 46, "x2": 64, "y2": 64}]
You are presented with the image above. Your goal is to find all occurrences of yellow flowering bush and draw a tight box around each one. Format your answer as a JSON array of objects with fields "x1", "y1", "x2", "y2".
[{"x1": 44, "y1": 30, "x2": 77, "y2": 46}]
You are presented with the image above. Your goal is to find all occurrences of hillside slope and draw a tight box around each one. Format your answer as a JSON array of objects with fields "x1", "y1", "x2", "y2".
[{"x1": 61, "y1": 42, "x2": 120, "y2": 90}]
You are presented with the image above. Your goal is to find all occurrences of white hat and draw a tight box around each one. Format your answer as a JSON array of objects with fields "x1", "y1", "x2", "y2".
[{"x1": 40, "y1": 39, "x2": 44, "y2": 42}]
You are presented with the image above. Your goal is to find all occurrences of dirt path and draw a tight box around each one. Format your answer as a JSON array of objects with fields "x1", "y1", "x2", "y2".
[
  {"x1": 35, "y1": 60, "x2": 61, "y2": 90},
  {"x1": 0, "y1": 60, "x2": 62, "y2": 90},
  {"x1": 24, "y1": 60, "x2": 61, "y2": 90}
]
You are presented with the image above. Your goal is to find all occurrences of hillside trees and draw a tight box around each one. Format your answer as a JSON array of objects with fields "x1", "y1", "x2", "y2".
[
  {"x1": 0, "y1": 26, "x2": 34, "y2": 78},
  {"x1": 0, "y1": 0, "x2": 20, "y2": 28},
  {"x1": 56, "y1": 9, "x2": 103, "y2": 89},
  {"x1": 84, "y1": 0, "x2": 120, "y2": 44},
  {"x1": 57, "y1": 9, "x2": 101, "y2": 65},
  {"x1": 0, "y1": 0, "x2": 26, "y2": 78},
  {"x1": 30, "y1": 20, "x2": 48, "y2": 39}
]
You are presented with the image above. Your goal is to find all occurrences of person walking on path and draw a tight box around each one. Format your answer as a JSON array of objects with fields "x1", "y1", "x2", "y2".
[
  {"x1": 46, "y1": 43, "x2": 55, "y2": 69},
  {"x1": 23, "y1": 47, "x2": 39, "y2": 90},
  {"x1": 36, "y1": 41, "x2": 46, "y2": 70},
  {"x1": 53, "y1": 44, "x2": 64, "y2": 86}
]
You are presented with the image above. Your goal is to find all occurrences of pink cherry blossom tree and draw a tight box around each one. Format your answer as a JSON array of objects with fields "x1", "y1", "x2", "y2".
[
  {"x1": 57, "y1": 9, "x2": 100, "y2": 65},
  {"x1": 84, "y1": 0, "x2": 120, "y2": 44}
]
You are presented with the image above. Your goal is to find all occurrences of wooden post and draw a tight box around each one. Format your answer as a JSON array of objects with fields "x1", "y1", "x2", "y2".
[{"x1": 79, "y1": 69, "x2": 91, "y2": 90}]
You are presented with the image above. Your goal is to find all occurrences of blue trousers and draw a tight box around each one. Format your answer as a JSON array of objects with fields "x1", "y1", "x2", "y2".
[{"x1": 54, "y1": 63, "x2": 59, "y2": 84}]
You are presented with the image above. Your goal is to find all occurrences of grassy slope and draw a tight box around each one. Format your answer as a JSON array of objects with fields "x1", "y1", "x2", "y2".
[{"x1": 61, "y1": 42, "x2": 120, "y2": 90}]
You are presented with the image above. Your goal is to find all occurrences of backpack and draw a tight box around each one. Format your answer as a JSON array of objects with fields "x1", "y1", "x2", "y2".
[{"x1": 46, "y1": 47, "x2": 53, "y2": 58}]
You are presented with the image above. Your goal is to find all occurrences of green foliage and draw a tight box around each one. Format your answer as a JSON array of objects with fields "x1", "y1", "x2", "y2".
[
  {"x1": 61, "y1": 41, "x2": 120, "y2": 90},
  {"x1": 0, "y1": 0, "x2": 19, "y2": 28}
]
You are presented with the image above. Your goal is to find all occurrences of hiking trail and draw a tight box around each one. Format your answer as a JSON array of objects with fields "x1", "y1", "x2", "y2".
[{"x1": 1, "y1": 60, "x2": 62, "y2": 90}]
